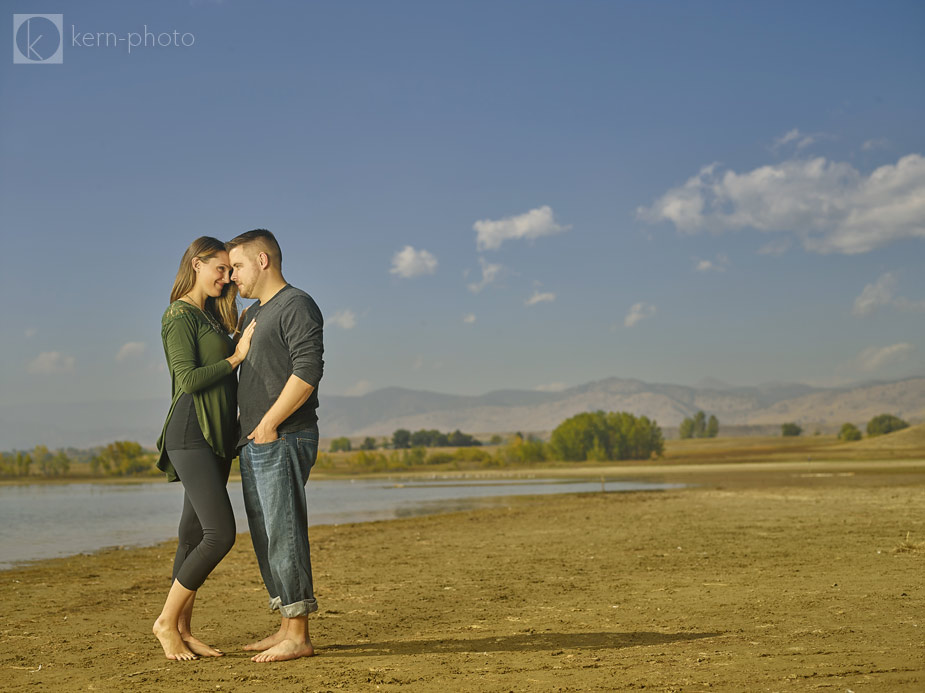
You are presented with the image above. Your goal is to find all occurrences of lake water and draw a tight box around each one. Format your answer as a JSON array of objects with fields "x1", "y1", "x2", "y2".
[{"x1": 0, "y1": 476, "x2": 683, "y2": 570}]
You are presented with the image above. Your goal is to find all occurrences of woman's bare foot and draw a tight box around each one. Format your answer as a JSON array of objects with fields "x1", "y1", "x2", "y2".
[
  {"x1": 243, "y1": 626, "x2": 286, "y2": 651},
  {"x1": 181, "y1": 633, "x2": 223, "y2": 657},
  {"x1": 153, "y1": 619, "x2": 199, "y2": 661},
  {"x1": 250, "y1": 639, "x2": 315, "y2": 662}
]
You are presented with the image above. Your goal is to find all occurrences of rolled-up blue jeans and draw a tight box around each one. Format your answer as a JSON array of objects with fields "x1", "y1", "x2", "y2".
[{"x1": 239, "y1": 427, "x2": 319, "y2": 618}]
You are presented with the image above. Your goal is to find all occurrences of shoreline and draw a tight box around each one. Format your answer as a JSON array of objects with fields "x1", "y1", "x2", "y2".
[
  {"x1": 1, "y1": 467, "x2": 922, "y2": 691},
  {"x1": 0, "y1": 476, "x2": 683, "y2": 573},
  {"x1": 2, "y1": 455, "x2": 923, "y2": 487}
]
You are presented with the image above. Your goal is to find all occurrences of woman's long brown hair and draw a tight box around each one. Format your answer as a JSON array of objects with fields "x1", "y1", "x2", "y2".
[{"x1": 169, "y1": 236, "x2": 239, "y2": 334}]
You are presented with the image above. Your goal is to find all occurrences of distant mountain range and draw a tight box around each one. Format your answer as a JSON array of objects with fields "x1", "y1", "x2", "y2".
[
  {"x1": 321, "y1": 376, "x2": 925, "y2": 438},
  {"x1": 3, "y1": 375, "x2": 924, "y2": 451}
]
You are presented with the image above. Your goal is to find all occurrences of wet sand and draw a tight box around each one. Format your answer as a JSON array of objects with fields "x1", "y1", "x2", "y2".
[{"x1": 1, "y1": 462, "x2": 924, "y2": 691}]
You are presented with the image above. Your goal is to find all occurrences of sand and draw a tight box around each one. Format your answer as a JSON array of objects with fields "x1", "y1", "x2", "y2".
[{"x1": 1, "y1": 462, "x2": 924, "y2": 692}]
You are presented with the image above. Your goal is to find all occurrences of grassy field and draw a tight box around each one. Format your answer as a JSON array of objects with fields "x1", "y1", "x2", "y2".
[
  {"x1": 3, "y1": 424, "x2": 924, "y2": 485},
  {"x1": 662, "y1": 423, "x2": 925, "y2": 463}
]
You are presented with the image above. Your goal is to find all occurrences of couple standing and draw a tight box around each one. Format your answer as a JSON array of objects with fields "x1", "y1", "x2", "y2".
[{"x1": 152, "y1": 229, "x2": 323, "y2": 663}]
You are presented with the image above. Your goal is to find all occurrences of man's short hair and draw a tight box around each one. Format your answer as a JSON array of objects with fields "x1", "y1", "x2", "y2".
[{"x1": 226, "y1": 229, "x2": 283, "y2": 269}]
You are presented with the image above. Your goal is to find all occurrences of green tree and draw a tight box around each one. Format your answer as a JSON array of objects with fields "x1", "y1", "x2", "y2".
[
  {"x1": 447, "y1": 429, "x2": 480, "y2": 447},
  {"x1": 692, "y1": 411, "x2": 707, "y2": 438},
  {"x1": 32, "y1": 445, "x2": 53, "y2": 476},
  {"x1": 489, "y1": 434, "x2": 503, "y2": 445},
  {"x1": 0, "y1": 452, "x2": 15, "y2": 477},
  {"x1": 838, "y1": 423, "x2": 862, "y2": 442},
  {"x1": 330, "y1": 437, "x2": 352, "y2": 452},
  {"x1": 866, "y1": 414, "x2": 910, "y2": 438},
  {"x1": 608, "y1": 411, "x2": 664, "y2": 459},
  {"x1": 497, "y1": 434, "x2": 547, "y2": 464},
  {"x1": 411, "y1": 429, "x2": 449, "y2": 447},
  {"x1": 781, "y1": 422, "x2": 802, "y2": 437},
  {"x1": 392, "y1": 429, "x2": 411, "y2": 449},
  {"x1": 401, "y1": 446, "x2": 427, "y2": 466},
  {"x1": 549, "y1": 410, "x2": 663, "y2": 461},
  {"x1": 92, "y1": 441, "x2": 149, "y2": 476},
  {"x1": 54, "y1": 451, "x2": 70, "y2": 475},
  {"x1": 14, "y1": 451, "x2": 32, "y2": 476},
  {"x1": 361, "y1": 437, "x2": 378, "y2": 451},
  {"x1": 549, "y1": 412, "x2": 607, "y2": 461},
  {"x1": 680, "y1": 411, "x2": 718, "y2": 439}
]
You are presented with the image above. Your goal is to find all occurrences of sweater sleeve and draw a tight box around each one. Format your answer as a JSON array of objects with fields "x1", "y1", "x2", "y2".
[
  {"x1": 281, "y1": 295, "x2": 324, "y2": 389},
  {"x1": 162, "y1": 312, "x2": 233, "y2": 394}
]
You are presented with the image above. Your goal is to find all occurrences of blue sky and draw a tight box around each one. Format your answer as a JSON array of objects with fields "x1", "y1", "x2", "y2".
[{"x1": 2, "y1": 0, "x2": 924, "y2": 407}]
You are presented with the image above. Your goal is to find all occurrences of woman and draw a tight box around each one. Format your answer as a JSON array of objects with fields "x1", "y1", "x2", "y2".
[{"x1": 152, "y1": 236, "x2": 256, "y2": 661}]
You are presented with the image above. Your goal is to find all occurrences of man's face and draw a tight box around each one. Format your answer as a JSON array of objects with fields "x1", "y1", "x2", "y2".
[{"x1": 229, "y1": 245, "x2": 259, "y2": 299}]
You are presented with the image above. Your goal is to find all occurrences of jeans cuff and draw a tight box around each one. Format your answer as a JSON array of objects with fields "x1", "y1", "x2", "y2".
[
  {"x1": 268, "y1": 596, "x2": 282, "y2": 612},
  {"x1": 279, "y1": 597, "x2": 319, "y2": 618}
]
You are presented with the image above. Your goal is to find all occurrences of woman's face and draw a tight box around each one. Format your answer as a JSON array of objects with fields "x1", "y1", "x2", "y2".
[{"x1": 195, "y1": 251, "x2": 232, "y2": 297}]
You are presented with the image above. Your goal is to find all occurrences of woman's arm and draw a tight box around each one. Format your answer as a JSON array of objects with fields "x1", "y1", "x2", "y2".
[{"x1": 162, "y1": 313, "x2": 234, "y2": 394}]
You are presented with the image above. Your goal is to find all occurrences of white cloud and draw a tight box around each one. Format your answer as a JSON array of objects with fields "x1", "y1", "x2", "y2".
[
  {"x1": 772, "y1": 128, "x2": 818, "y2": 152},
  {"x1": 462, "y1": 313, "x2": 476, "y2": 324},
  {"x1": 774, "y1": 129, "x2": 801, "y2": 147},
  {"x1": 624, "y1": 302, "x2": 656, "y2": 328},
  {"x1": 390, "y1": 246, "x2": 438, "y2": 278},
  {"x1": 116, "y1": 342, "x2": 146, "y2": 362},
  {"x1": 24, "y1": 328, "x2": 37, "y2": 338},
  {"x1": 329, "y1": 309, "x2": 357, "y2": 329},
  {"x1": 637, "y1": 153, "x2": 925, "y2": 254},
  {"x1": 857, "y1": 343, "x2": 914, "y2": 372},
  {"x1": 412, "y1": 355, "x2": 424, "y2": 370},
  {"x1": 27, "y1": 351, "x2": 75, "y2": 375},
  {"x1": 473, "y1": 205, "x2": 571, "y2": 251},
  {"x1": 695, "y1": 253, "x2": 729, "y2": 273},
  {"x1": 852, "y1": 272, "x2": 925, "y2": 316},
  {"x1": 534, "y1": 382, "x2": 567, "y2": 392},
  {"x1": 862, "y1": 138, "x2": 888, "y2": 152},
  {"x1": 853, "y1": 272, "x2": 897, "y2": 316},
  {"x1": 345, "y1": 379, "x2": 374, "y2": 396},
  {"x1": 525, "y1": 291, "x2": 556, "y2": 306},
  {"x1": 467, "y1": 257, "x2": 504, "y2": 293}
]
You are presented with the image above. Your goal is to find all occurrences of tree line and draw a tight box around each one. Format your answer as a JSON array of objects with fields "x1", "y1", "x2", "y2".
[
  {"x1": 778, "y1": 413, "x2": 910, "y2": 439},
  {"x1": 329, "y1": 428, "x2": 483, "y2": 452},
  {"x1": 2, "y1": 411, "x2": 913, "y2": 478},
  {"x1": 317, "y1": 410, "x2": 664, "y2": 472},
  {"x1": 837, "y1": 413, "x2": 909, "y2": 441},
  {"x1": 0, "y1": 442, "x2": 156, "y2": 478},
  {"x1": 679, "y1": 411, "x2": 719, "y2": 439}
]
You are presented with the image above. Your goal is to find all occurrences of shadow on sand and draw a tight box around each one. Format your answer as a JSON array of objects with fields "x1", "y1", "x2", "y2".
[{"x1": 321, "y1": 630, "x2": 721, "y2": 657}]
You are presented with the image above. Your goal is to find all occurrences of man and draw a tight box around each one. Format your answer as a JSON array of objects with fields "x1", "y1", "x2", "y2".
[{"x1": 227, "y1": 229, "x2": 324, "y2": 663}]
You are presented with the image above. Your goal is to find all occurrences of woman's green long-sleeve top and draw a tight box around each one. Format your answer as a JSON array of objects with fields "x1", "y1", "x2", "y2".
[{"x1": 156, "y1": 301, "x2": 237, "y2": 482}]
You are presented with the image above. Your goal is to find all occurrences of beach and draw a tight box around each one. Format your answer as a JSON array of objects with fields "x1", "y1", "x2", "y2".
[{"x1": 1, "y1": 462, "x2": 923, "y2": 692}]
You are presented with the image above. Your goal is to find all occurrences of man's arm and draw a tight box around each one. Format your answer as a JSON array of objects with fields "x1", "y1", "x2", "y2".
[
  {"x1": 248, "y1": 294, "x2": 323, "y2": 443},
  {"x1": 248, "y1": 374, "x2": 314, "y2": 443}
]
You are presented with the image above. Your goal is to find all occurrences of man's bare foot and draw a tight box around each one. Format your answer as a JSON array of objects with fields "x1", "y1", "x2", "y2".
[
  {"x1": 250, "y1": 639, "x2": 315, "y2": 662},
  {"x1": 153, "y1": 619, "x2": 198, "y2": 661},
  {"x1": 243, "y1": 627, "x2": 287, "y2": 651},
  {"x1": 181, "y1": 633, "x2": 223, "y2": 657}
]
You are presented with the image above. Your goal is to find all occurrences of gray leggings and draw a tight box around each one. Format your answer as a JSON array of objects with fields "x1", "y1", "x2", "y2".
[{"x1": 165, "y1": 394, "x2": 236, "y2": 591}]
